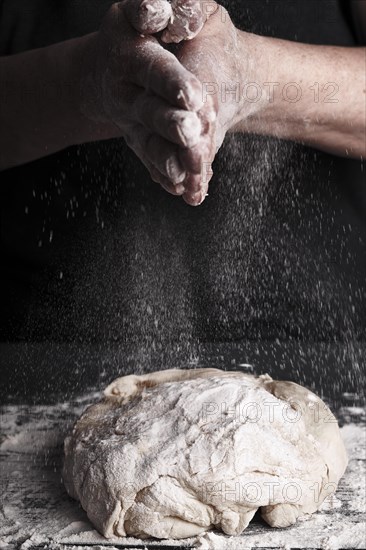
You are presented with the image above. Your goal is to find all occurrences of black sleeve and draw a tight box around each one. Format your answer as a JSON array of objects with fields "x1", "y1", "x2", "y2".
[{"x1": 342, "y1": 0, "x2": 366, "y2": 44}]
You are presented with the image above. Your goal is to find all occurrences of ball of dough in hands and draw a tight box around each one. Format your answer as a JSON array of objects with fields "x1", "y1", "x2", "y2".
[{"x1": 63, "y1": 368, "x2": 348, "y2": 540}]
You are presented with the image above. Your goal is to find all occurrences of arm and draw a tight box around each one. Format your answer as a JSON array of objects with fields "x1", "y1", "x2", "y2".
[
  {"x1": 0, "y1": 0, "x2": 216, "y2": 209},
  {"x1": 177, "y1": 10, "x2": 366, "y2": 162},
  {"x1": 237, "y1": 37, "x2": 366, "y2": 158},
  {"x1": 0, "y1": 36, "x2": 119, "y2": 170},
  {"x1": 0, "y1": 0, "x2": 215, "y2": 200}
]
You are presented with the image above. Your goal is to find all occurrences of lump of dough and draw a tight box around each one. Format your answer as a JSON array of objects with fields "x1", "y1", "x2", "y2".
[{"x1": 63, "y1": 368, "x2": 348, "y2": 540}]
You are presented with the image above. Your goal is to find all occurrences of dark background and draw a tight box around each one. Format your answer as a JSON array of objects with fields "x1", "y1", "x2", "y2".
[{"x1": 0, "y1": 0, "x2": 365, "y2": 404}]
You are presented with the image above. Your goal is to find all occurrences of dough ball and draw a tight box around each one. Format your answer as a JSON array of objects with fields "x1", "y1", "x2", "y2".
[{"x1": 63, "y1": 368, "x2": 348, "y2": 540}]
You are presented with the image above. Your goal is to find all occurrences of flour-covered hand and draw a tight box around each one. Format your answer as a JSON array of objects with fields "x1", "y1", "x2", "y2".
[{"x1": 81, "y1": 2, "x2": 217, "y2": 195}]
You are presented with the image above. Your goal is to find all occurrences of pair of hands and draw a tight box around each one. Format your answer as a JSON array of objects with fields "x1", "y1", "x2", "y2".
[{"x1": 83, "y1": 0, "x2": 243, "y2": 206}]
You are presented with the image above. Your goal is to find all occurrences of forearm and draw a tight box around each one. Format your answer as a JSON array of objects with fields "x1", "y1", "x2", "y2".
[
  {"x1": 0, "y1": 35, "x2": 119, "y2": 171},
  {"x1": 234, "y1": 34, "x2": 366, "y2": 158}
]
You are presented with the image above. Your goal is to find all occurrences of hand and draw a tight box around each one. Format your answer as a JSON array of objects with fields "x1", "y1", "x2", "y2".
[
  {"x1": 172, "y1": 7, "x2": 258, "y2": 204},
  {"x1": 81, "y1": 2, "x2": 216, "y2": 200},
  {"x1": 172, "y1": 7, "x2": 366, "y2": 162},
  {"x1": 123, "y1": 0, "x2": 261, "y2": 205}
]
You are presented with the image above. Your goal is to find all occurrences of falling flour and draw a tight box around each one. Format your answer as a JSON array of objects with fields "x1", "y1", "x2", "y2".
[{"x1": 63, "y1": 368, "x2": 348, "y2": 540}]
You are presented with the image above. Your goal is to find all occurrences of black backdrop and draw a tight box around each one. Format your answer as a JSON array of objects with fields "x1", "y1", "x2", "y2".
[{"x1": 0, "y1": 0, "x2": 365, "y2": 403}]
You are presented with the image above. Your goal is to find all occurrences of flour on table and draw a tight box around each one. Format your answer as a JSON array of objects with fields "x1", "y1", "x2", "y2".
[{"x1": 63, "y1": 368, "x2": 348, "y2": 540}]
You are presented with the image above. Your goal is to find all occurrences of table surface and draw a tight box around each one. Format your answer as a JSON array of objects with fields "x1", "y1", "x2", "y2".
[{"x1": 0, "y1": 343, "x2": 365, "y2": 550}]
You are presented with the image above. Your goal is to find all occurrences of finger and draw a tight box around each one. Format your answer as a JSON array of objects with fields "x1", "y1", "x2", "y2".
[
  {"x1": 126, "y1": 123, "x2": 187, "y2": 184},
  {"x1": 178, "y1": 131, "x2": 214, "y2": 173},
  {"x1": 146, "y1": 133, "x2": 186, "y2": 183},
  {"x1": 182, "y1": 172, "x2": 210, "y2": 206},
  {"x1": 125, "y1": 135, "x2": 186, "y2": 195},
  {"x1": 128, "y1": 39, "x2": 204, "y2": 111},
  {"x1": 123, "y1": 0, "x2": 172, "y2": 34},
  {"x1": 149, "y1": 166, "x2": 186, "y2": 196},
  {"x1": 162, "y1": 0, "x2": 219, "y2": 43},
  {"x1": 181, "y1": 156, "x2": 213, "y2": 206},
  {"x1": 178, "y1": 99, "x2": 217, "y2": 173},
  {"x1": 162, "y1": 0, "x2": 204, "y2": 43},
  {"x1": 183, "y1": 168, "x2": 213, "y2": 194},
  {"x1": 183, "y1": 185, "x2": 209, "y2": 207},
  {"x1": 106, "y1": 4, "x2": 204, "y2": 110},
  {"x1": 133, "y1": 92, "x2": 202, "y2": 147},
  {"x1": 182, "y1": 173, "x2": 203, "y2": 193}
]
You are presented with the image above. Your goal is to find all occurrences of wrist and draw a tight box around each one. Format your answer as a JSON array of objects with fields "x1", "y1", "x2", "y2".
[
  {"x1": 233, "y1": 32, "x2": 320, "y2": 138},
  {"x1": 232, "y1": 31, "x2": 281, "y2": 134}
]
